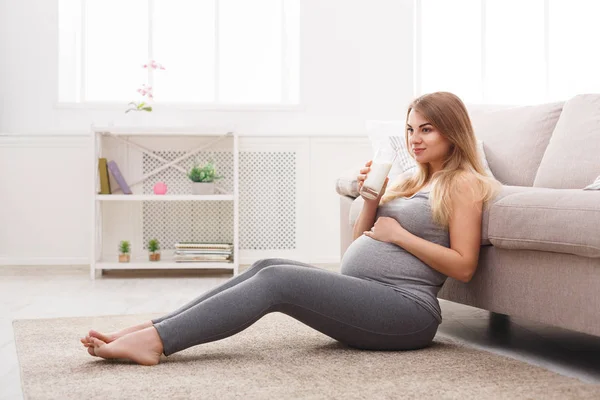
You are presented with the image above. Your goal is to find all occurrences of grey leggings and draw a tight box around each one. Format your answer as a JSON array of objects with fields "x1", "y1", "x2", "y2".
[{"x1": 151, "y1": 258, "x2": 439, "y2": 356}]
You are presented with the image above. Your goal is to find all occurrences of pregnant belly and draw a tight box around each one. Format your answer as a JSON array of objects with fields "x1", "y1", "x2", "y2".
[{"x1": 340, "y1": 234, "x2": 405, "y2": 281}]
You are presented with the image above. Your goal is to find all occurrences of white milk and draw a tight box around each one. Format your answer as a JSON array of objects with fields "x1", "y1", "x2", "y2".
[{"x1": 360, "y1": 162, "x2": 392, "y2": 200}]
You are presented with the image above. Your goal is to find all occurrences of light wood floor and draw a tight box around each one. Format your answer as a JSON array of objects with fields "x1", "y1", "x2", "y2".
[{"x1": 1, "y1": 264, "x2": 599, "y2": 400}]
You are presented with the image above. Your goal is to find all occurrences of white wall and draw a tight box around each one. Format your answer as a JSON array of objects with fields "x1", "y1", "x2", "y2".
[
  {"x1": 0, "y1": 134, "x2": 373, "y2": 266},
  {"x1": 0, "y1": 0, "x2": 414, "y2": 266}
]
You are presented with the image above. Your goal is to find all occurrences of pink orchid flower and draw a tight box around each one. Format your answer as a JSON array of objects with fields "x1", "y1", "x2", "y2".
[
  {"x1": 143, "y1": 60, "x2": 166, "y2": 70},
  {"x1": 128, "y1": 60, "x2": 164, "y2": 112},
  {"x1": 136, "y1": 83, "x2": 153, "y2": 98}
]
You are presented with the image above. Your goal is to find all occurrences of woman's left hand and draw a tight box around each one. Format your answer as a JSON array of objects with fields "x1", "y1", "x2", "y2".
[{"x1": 363, "y1": 217, "x2": 406, "y2": 243}]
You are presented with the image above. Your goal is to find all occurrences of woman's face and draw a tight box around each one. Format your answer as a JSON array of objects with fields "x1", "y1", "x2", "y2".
[{"x1": 406, "y1": 109, "x2": 452, "y2": 173}]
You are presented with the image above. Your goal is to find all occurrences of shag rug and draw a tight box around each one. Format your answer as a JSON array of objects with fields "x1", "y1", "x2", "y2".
[{"x1": 13, "y1": 312, "x2": 600, "y2": 399}]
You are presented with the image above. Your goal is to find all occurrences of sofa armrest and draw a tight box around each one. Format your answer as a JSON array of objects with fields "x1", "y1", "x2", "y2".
[
  {"x1": 340, "y1": 195, "x2": 356, "y2": 258},
  {"x1": 336, "y1": 167, "x2": 417, "y2": 199},
  {"x1": 336, "y1": 167, "x2": 360, "y2": 198},
  {"x1": 488, "y1": 189, "x2": 600, "y2": 258}
]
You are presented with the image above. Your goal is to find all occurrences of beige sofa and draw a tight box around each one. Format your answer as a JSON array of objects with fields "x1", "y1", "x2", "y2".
[{"x1": 337, "y1": 94, "x2": 600, "y2": 337}]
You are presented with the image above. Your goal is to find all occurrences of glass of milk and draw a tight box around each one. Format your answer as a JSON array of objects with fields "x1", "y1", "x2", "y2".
[{"x1": 360, "y1": 147, "x2": 398, "y2": 200}]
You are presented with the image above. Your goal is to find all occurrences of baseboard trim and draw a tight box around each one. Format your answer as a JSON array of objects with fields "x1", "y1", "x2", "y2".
[
  {"x1": 0, "y1": 257, "x2": 90, "y2": 266},
  {"x1": 1, "y1": 256, "x2": 340, "y2": 267}
]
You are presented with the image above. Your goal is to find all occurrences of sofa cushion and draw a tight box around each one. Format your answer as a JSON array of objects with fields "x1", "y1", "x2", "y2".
[
  {"x1": 480, "y1": 185, "x2": 544, "y2": 246},
  {"x1": 533, "y1": 94, "x2": 600, "y2": 189},
  {"x1": 488, "y1": 189, "x2": 600, "y2": 258},
  {"x1": 469, "y1": 101, "x2": 563, "y2": 187},
  {"x1": 585, "y1": 175, "x2": 600, "y2": 190},
  {"x1": 348, "y1": 184, "x2": 541, "y2": 246}
]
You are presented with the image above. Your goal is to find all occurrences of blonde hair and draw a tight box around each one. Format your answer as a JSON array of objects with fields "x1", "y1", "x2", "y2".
[{"x1": 379, "y1": 91, "x2": 502, "y2": 229}]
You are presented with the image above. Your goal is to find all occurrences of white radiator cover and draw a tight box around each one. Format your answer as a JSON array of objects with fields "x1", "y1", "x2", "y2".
[
  {"x1": 140, "y1": 150, "x2": 296, "y2": 251},
  {"x1": 0, "y1": 135, "x2": 370, "y2": 266}
]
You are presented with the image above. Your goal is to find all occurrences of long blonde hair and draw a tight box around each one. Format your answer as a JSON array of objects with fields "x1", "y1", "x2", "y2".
[{"x1": 380, "y1": 92, "x2": 502, "y2": 229}]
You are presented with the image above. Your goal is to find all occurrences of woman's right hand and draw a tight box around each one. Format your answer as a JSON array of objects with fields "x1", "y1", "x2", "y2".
[{"x1": 358, "y1": 160, "x2": 389, "y2": 203}]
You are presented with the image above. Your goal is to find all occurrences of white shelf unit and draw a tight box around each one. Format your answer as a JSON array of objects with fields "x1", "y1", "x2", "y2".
[
  {"x1": 96, "y1": 194, "x2": 234, "y2": 201},
  {"x1": 90, "y1": 126, "x2": 239, "y2": 280}
]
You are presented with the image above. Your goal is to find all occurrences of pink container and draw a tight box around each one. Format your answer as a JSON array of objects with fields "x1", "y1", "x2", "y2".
[{"x1": 153, "y1": 182, "x2": 168, "y2": 195}]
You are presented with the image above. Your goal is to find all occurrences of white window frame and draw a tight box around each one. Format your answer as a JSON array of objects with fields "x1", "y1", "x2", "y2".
[
  {"x1": 413, "y1": 0, "x2": 553, "y2": 107},
  {"x1": 57, "y1": 0, "x2": 302, "y2": 111}
]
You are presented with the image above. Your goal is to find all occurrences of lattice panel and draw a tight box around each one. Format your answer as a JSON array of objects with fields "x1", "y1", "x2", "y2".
[
  {"x1": 142, "y1": 201, "x2": 234, "y2": 249},
  {"x1": 141, "y1": 150, "x2": 296, "y2": 251},
  {"x1": 142, "y1": 151, "x2": 233, "y2": 195},
  {"x1": 239, "y1": 151, "x2": 296, "y2": 250}
]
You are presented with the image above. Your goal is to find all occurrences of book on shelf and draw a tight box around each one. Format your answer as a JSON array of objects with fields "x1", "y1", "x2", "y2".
[
  {"x1": 175, "y1": 242, "x2": 233, "y2": 250},
  {"x1": 174, "y1": 254, "x2": 232, "y2": 263},
  {"x1": 175, "y1": 250, "x2": 233, "y2": 255},
  {"x1": 107, "y1": 160, "x2": 132, "y2": 194},
  {"x1": 98, "y1": 158, "x2": 112, "y2": 194}
]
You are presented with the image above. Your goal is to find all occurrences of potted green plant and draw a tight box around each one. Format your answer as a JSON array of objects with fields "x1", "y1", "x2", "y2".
[
  {"x1": 118, "y1": 240, "x2": 131, "y2": 263},
  {"x1": 148, "y1": 238, "x2": 160, "y2": 261},
  {"x1": 187, "y1": 159, "x2": 224, "y2": 195}
]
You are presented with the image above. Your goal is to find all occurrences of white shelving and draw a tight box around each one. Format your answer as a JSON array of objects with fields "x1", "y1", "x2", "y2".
[
  {"x1": 90, "y1": 125, "x2": 240, "y2": 280},
  {"x1": 96, "y1": 257, "x2": 235, "y2": 271},
  {"x1": 96, "y1": 194, "x2": 234, "y2": 201},
  {"x1": 91, "y1": 126, "x2": 233, "y2": 135}
]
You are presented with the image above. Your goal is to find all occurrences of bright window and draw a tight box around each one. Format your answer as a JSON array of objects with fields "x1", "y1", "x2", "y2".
[
  {"x1": 419, "y1": 0, "x2": 482, "y2": 104},
  {"x1": 548, "y1": 0, "x2": 600, "y2": 102},
  {"x1": 58, "y1": 0, "x2": 300, "y2": 105},
  {"x1": 416, "y1": 0, "x2": 600, "y2": 105}
]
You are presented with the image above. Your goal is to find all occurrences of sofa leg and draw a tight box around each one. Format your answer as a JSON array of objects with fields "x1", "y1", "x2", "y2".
[{"x1": 488, "y1": 312, "x2": 511, "y2": 342}]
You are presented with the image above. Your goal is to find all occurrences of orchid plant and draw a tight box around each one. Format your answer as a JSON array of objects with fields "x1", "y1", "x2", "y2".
[{"x1": 125, "y1": 60, "x2": 166, "y2": 113}]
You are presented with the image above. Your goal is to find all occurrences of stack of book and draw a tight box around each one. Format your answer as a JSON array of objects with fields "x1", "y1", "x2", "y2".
[{"x1": 174, "y1": 242, "x2": 233, "y2": 263}]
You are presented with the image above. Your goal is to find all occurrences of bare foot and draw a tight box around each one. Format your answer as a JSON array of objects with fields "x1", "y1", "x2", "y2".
[
  {"x1": 82, "y1": 320, "x2": 154, "y2": 346},
  {"x1": 86, "y1": 327, "x2": 164, "y2": 366}
]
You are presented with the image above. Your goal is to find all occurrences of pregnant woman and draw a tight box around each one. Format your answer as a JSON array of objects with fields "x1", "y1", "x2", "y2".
[{"x1": 81, "y1": 91, "x2": 501, "y2": 366}]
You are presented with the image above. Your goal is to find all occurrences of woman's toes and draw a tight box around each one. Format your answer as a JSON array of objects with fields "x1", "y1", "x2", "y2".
[
  {"x1": 85, "y1": 337, "x2": 99, "y2": 357},
  {"x1": 83, "y1": 330, "x2": 161, "y2": 366},
  {"x1": 89, "y1": 329, "x2": 114, "y2": 343},
  {"x1": 89, "y1": 337, "x2": 110, "y2": 358}
]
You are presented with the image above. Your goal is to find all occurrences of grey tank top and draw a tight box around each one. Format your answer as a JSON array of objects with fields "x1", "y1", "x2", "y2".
[{"x1": 340, "y1": 187, "x2": 449, "y2": 323}]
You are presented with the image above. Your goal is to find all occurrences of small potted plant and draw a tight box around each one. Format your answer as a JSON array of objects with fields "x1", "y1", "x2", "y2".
[
  {"x1": 118, "y1": 240, "x2": 131, "y2": 263},
  {"x1": 148, "y1": 238, "x2": 160, "y2": 261},
  {"x1": 188, "y1": 159, "x2": 224, "y2": 195}
]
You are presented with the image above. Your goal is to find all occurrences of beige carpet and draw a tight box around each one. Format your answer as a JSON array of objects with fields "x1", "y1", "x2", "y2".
[{"x1": 13, "y1": 312, "x2": 600, "y2": 400}]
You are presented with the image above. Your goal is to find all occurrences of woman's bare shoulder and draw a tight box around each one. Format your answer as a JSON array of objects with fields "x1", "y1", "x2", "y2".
[{"x1": 451, "y1": 172, "x2": 482, "y2": 198}]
